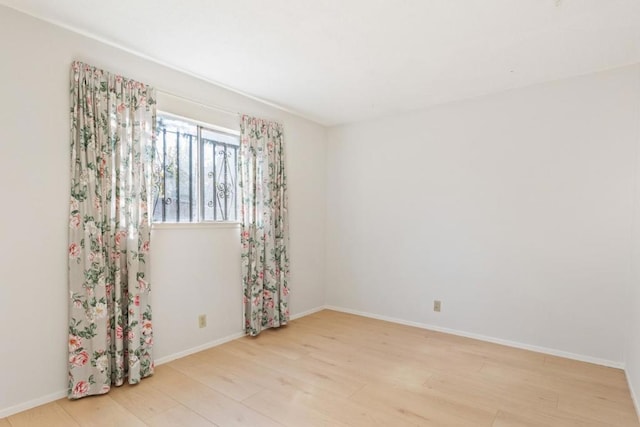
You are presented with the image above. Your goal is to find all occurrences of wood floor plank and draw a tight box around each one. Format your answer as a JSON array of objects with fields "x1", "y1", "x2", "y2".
[
  {"x1": 242, "y1": 388, "x2": 350, "y2": 427},
  {"x1": 219, "y1": 339, "x2": 300, "y2": 370},
  {"x1": 145, "y1": 404, "x2": 218, "y2": 427},
  {"x1": 481, "y1": 360, "x2": 633, "y2": 402},
  {"x1": 557, "y1": 393, "x2": 639, "y2": 426},
  {"x1": 308, "y1": 346, "x2": 435, "y2": 389},
  {"x1": 492, "y1": 407, "x2": 622, "y2": 427},
  {"x1": 193, "y1": 349, "x2": 338, "y2": 400},
  {"x1": 237, "y1": 333, "x2": 310, "y2": 361},
  {"x1": 424, "y1": 370, "x2": 559, "y2": 413},
  {"x1": 350, "y1": 381, "x2": 498, "y2": 426},
  {"x1": 169, "y1": 357, "x2": 265, "y2": 401},
  {"x1": 5, "y1": 310, "x2": 639, "y2": 426},
  {"x1": 243, "y1": 371, "x2": 425, "y2": 427},
  {"x1": 6, "y1": 402, "x2": 80, "y2": 427},
  {"x1": 148, "y1": 365, "x2": 282, "y2": 427},
  {"x1": 543, "y1": 355, "x2": 628, "y2": 388},
  {"x1": 107, "y1": 380, "x2": 180, "y2": 422},
  {"x1": 217, "y1": 340, "x2": 366, "y2": 398},
  {"x1": 57, "y1": 394, "x2": 146, "y2": 426}
]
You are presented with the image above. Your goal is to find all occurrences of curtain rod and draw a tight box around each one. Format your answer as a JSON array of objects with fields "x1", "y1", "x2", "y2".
[
  {"x1": 155, "y1": 88, "x2": 285, "y2": 126},
  {"x1": 156, "y1": 88, "x2": 239, "y2": 117}
]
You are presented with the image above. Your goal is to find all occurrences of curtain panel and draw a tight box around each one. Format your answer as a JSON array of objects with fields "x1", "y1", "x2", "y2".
[
  {"x1": 239, "y1": 115, "x2": 290, "y2": 336},
  {"x1": 68, "y1": 61, "x2": 155, "y2": 399}
]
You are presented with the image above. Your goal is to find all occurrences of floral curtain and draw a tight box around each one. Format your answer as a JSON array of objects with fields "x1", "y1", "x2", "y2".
[
  {"x1": 68, "y1": 61, "x2": 155, "y2": 399},
  {"x1": 239, "y1": 115, "x2": 290, "y2": 336}
]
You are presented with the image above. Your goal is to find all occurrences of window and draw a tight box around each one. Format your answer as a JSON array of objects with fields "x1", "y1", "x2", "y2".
[{"x1": 152, "y1": 113, "x2": 239, "y2": 223}]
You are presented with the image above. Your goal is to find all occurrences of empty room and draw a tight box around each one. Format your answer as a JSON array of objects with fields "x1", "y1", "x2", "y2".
[{"x1": 1, "y1": 0, "x2": 640, "y2": 426}]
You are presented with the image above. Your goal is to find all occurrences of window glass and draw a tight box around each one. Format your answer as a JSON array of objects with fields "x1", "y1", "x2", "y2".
[{"x1": 153, "y1": 114, "x2": 239, "y2": 223}]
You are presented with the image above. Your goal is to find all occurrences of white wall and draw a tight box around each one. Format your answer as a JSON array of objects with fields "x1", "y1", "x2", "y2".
[
  {"x1": 0, "y1": 6, "x2": 326, "y2": 416},
  {"x1": 629, "y1": 248, "x2": 640, "y2": 417},
  {"x1": 327, "y1": 65, "x2": 640, "y2": 365},
  {"x1": 1, "y1": 2, "x2": 639, "y2": 418},
  {"x1": 627, "y1": 64, "x2": 640, "y2": 417}
]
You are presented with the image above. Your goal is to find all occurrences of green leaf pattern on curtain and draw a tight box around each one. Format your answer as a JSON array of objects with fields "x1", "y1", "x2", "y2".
[
  {"x1": 239, "y1": 115, "x2": 290, "y2": 336},
  {"x1": 68, "y1": 61, "x2": 155, "y2": 399}
]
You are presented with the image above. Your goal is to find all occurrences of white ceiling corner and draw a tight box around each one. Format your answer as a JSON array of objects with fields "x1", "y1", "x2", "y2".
[{"x1": 1, "y1": 0, "x2": 640, "y2": 126}]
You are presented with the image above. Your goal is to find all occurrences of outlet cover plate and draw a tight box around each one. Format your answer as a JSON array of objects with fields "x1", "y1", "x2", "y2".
[{"x1": 433, "y1": 300, "x2": 441, "y2": 312}]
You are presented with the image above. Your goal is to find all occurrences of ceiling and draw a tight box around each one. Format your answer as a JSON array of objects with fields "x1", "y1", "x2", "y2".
[{"x1": 2, "y1": 0, "x2": 640, "y2": 126}]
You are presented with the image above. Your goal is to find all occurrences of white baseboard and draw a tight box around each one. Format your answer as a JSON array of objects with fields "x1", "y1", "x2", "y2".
[
  {"x1": 0, "y1": 389, "x2": 67, "y2": 419},
  {"x1": 626, "y1": 371, "x2": 640, "y2": 423},
  {"x1": 2, "y1": 304, "x2": 626, "y2": 419},
  {"x1": 0, "y1": 307, "x2": 328, "y2": 419},
  {"x1": 154, "y1": 331, "x2": 245, "y2": 366},
  {"x1": 324, "y1": 305, "x2": 625, "y2": 369},
  {"x1": 154, "y1": 304, "x2": 325, "y2": 365},
  {"x1": 290, "y1": 305, "x2": 326, "y2": 321},
  {"x1": 0, "y1": 331, "x2": 247, "y2": 419}
]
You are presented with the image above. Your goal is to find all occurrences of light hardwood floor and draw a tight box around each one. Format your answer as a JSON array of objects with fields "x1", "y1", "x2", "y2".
[{"x1": 2, "y1": 310, "x2": 638, "y2": 426}]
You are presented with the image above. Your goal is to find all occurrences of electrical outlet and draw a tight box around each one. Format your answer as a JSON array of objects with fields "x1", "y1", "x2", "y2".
[
  {"x1": 433, "y1": 300, "x2": 442, "y2": 312},
  {"x1": 198, "y1": 314, "x2": 207, "y2": 328}
]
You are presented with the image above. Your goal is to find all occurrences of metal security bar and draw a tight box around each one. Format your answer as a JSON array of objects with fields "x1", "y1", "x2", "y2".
[
  {"x1": 203, "y1": 138, "x2": 238, "y2": 221},
  {"x1": 152, "y1": 116, "x2": 238, "y2": 223}
]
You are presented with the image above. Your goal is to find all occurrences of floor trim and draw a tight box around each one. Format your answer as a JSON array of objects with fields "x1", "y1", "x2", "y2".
[
  {"x1": 154, "y1": 332, "x2": 245, "y2": 366},
  {"x1": 626, "y1": 370, "x2": 640, "y2": 422},
  {"x1": 0, "y1": 305, "x2": 326, "y2": 419},
  {"x1": 290, "y1": 305, "x2": 326, "y2": 321},
  {"x1": 1, "y1": 304, "x2": 627, "y2": 418},
  {"x1": 155, "y1": 305, "x2": 326, "y2": 365},
  {"x1": 0, "y1": 390, "x2": 67, "y2": 419},
  {"x1": 325, "y1": 305, "x2": 625, "y2": 369}
]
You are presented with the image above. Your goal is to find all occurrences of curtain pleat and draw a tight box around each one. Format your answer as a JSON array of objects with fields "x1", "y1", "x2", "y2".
[
  {"x1": 239, "y1": 115, "x2": 290, "y2": 336},
  {"x1": 68, "y1": 61, "x2": 155, "y2": 398}
]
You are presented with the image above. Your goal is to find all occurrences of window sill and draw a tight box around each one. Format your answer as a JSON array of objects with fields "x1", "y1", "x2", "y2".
[{"x1": 151, "y1": 221, "x2": 241, "y2": 231}]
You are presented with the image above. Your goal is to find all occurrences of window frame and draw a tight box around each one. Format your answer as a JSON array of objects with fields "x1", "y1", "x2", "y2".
[{"x1": 152, "y1": 111, "x2": 241, "y2": 227}]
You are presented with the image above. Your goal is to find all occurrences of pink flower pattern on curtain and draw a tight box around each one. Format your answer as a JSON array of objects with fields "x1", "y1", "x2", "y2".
[
  {"x1": 239, "y1": 115, "x2": 290, "y2": 336},
  {"x1": 68, "y1": 61, "x2": 155, "y2": 399}
]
